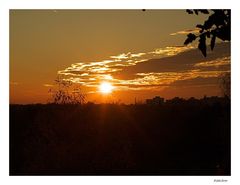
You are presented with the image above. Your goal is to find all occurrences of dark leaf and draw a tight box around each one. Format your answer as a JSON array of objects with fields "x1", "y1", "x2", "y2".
[
  {"x1": 206, "y1": 31, "x2": 211, "y2": 38},
  {"x1": 186, "y1": 9, "x2": 193, "y2": 14},
  {"x1": 193, "y1": 10, "x2": 199, "y2": 15},
  {"x1": 198, "y1": 34, "x2": 207, "y2": 57},
  {"x1": 211, "y1": 35, "x2": 216, "y2": 50},
  {"x1": 216, "y1": 25, "x2": 230, "y2": 41},
  {"x1": 196, "y1": 24, "x2": 204, "y2": 29},
  {"x1": 199, "y1": 10, "x2": 209, "y2": 14},
  {"x1": 204, "y1": 16, "x2": 214, "y2": 30},
  {"x1": 184, "y1": 33, "x2": 197, "y2": 45}
]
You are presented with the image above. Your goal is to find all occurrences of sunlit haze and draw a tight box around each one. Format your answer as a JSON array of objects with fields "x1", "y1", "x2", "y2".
[
  {"x1": 10, "y1": 10, "x2": 230, "y2": 104},
  {"x1": 9, "y1": 9, "x2": 231, "y2": 176}
]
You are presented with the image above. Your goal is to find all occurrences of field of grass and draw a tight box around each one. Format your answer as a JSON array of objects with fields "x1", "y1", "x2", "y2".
[{"x1": 10, "y1": 98, "x2": 230, "y2": 175}]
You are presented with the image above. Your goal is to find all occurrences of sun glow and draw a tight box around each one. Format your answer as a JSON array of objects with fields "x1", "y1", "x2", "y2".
[{"x1": 99, "y1": 82, "x2": 114, "y2": 94}]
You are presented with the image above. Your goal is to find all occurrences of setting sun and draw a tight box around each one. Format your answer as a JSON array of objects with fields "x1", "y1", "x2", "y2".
[{"x1": 99, "y1": 82, "x2": 114, "y2": 94}]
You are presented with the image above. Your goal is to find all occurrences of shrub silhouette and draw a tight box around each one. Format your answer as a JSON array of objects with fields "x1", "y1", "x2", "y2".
[{"x1": 49, "y1": 76, "x2": 85, "y2": 104}]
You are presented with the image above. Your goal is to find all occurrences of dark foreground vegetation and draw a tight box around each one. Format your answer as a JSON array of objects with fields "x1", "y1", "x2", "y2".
[{"x1": 10, "y1": 97, "x2": 230, "y2": 175}]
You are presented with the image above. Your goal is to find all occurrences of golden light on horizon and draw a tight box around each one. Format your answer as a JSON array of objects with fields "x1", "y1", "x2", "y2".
[{"x1": 99, "y1": 82, "x2": 114, "y2": 94}]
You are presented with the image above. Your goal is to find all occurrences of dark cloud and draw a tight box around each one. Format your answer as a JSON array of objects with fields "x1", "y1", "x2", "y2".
[{"x1": 118, "y1": 42, "x2": 230, "y2": 78}]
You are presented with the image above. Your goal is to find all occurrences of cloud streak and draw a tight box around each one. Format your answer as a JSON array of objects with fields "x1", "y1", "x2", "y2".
[
  {"x1": 194, "y1": 57, "x2": 230, "y2": 68},
  {"x1": 58, "y1": 45, "x2": 194, "y2": 78},
  {"x1": 170, "y1": 28, "x2": 200, "y2": 36},
  {"x1": 43, "y1": 84, "x2": 54, "y2": 87},
  {"x1": 57, "y1": 43, "x2": 230, "y2": 93}
]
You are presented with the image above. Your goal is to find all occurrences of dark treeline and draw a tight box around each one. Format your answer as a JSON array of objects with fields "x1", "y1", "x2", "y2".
[{"x1": 10, "y1": 96, "x2": 230, "y2": 175}]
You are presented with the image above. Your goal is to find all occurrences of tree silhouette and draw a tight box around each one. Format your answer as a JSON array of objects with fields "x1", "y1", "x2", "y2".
[
  {"x1": 49, "y1": 76, "x2": 85, "y2": 104},
  {"x1": 219, "y1": 72, "x2": 231, "y2": 99},
  {"x1": 184, "y1": 9, "x2": 230, "y2": 57}
]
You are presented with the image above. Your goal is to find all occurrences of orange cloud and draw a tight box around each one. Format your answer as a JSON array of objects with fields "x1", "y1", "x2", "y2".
[
  {"x1": 43, "y1": 84, "x2": 53, "y2": 87},
  {"x1": 56, "y1": 43, "x2": 230, "y2": 93},
  {"x1": 170, "y1": 28, "x2": 200, "y2": 36},
  {"x1": 194, "y1": 57, "x2": 230, "y2": 68},
  {"x1": 149, "y1": 46, "x2": 194, "y2": 56}
]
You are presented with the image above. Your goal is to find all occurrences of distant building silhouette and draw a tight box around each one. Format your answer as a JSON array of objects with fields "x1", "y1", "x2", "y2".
[
  {"x1": 146, "y1": 96, "x2": 164, "y2": 105},
  {"x1": 165, "y1": 97, "x2": 185, "y2": 105}
]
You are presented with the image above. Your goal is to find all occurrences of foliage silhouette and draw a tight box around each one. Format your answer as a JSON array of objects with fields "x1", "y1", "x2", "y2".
[
  {"x1": 49, "y1": 76, "x2": 85, "y2": 104},
  {"x1": 184, "y1": 9, "x2": 230, "y2": 57}
]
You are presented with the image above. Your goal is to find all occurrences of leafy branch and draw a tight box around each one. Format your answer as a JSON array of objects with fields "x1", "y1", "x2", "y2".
[{"x1": 184, "y1": 9, "x2": 230, "y2": 57}]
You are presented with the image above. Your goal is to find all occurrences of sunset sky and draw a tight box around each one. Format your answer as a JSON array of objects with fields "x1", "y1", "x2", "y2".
[{"x1": 10, "y1": 10, "x2": 230, "y2": 104}]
